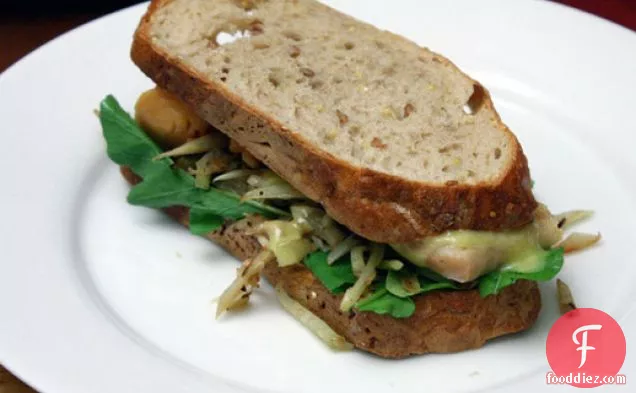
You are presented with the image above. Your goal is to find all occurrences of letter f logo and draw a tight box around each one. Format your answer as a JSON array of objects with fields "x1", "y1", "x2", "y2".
[{"x1": 572, "y1": 324, "x2": 603, "y2": 368}]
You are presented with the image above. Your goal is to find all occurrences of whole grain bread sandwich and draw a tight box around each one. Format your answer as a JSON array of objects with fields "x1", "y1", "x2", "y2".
[{"x1": 98, "y1": 0, "x2": 600, "y2": 358}]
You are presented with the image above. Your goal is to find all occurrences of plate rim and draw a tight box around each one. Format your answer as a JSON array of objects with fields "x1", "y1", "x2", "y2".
[{"x1": 1, "y1": 1, "x2": 636, "y2": 392}]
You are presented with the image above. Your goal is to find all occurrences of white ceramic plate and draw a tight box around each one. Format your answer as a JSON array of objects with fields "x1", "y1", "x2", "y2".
[{"x1": 1, "y1": 1, "x2": 635, "y2": 392}]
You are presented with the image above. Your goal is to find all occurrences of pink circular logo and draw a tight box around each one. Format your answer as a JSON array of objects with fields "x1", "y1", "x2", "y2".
[{"x1": 546, "y1": 308, "x2": 626, "y2": 388}]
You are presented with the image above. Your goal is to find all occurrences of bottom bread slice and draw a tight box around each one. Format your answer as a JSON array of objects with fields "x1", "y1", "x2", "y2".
[{"x1": 121, "y1": 167, "x2": 541, "y2": 358}]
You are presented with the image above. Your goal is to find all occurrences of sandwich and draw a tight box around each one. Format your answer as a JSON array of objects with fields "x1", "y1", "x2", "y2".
[{"x1": 98, "y1": 0, "x2": 600, "y2": 358}]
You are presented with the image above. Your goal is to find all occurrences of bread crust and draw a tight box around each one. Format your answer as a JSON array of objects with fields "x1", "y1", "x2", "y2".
[
  {"x1": 121, "y1": 166, "x2": 541, "y2": 358},
  {"x1": 130, "y1": 0, "x2": 537, "y2": 244}
]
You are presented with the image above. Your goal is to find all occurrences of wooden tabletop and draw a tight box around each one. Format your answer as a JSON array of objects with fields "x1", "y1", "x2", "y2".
[
  {"x1": 0, "y1": 14, "x2": 98, "y2": 73},
  {"x1": 0, "y1": 368, "x2": 36, "y2": 393},
  {"x1": 0, "y1": 1, "x2": 634, "y2": 392}
]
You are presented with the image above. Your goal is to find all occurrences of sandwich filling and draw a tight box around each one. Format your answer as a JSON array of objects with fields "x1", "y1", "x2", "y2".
[{"x1": 99, "y1": 89, "x2": 599, "y2": 319}]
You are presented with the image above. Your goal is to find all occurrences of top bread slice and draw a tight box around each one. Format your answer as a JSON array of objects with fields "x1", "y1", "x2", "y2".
[{"x1": 131, "y1": 0, "x2": 537, "y2": 243}]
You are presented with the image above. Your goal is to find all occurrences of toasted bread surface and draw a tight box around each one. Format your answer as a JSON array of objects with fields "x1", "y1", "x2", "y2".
[
  {"x1": 130, "y1": 0, "x2": 537, "y2": 243},
  {"x1": 121, "y1": 166, "x2": 540, "y2": 358}
]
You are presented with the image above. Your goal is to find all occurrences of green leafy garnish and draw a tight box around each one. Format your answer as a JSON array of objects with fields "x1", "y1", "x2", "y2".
[
  {"x1": 303, "y1": 251, "x2": 356, "y2": 293},
  {"x1": 126, "y1": 165, "x2": 195, "y2": 207},
  {"x1": 189, "y1": 207, "x2": 225, "y2": 235},
  {"x1": 386, "y1": 270, "x2": 457, "y2": 298},
  {"x1": 478, "y1": 247, "x2": 564, "y2": 296},
  {"x1": 418, "y1": 277, "x2": 458, "y2": 293},
  {"x1": 386, "y1": 271, "x2": 421, "y2": 297},
  {"x1": 100, "y1": 95, "x2": 171, "y2": 177},
  {"x1": 99, "y1": 95, "x2": 287, "y2": 234},
  {"x1": 356, "y1": 287, "x2": 415, "y2": 318},
  {"x1": 126, "y1": 164, "x2": 286, "y2": 219}
]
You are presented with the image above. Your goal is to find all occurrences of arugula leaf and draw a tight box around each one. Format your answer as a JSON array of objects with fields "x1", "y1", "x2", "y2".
[
  {"x1": 100, "y1": 95, "x2": 288, "y2": 228},
  {"x1": 387, "y1": 270, "x2": 457, "y2": 298},
  {"x1": 189, "y1": 207, "x2": 224, "y2": 235},
  {"x1": 418, "y1": 277, "x2": 458, "y2": 293},
  {"x1": 478, "y1": 248, "x2": 564, "y2": 297},
  {"x1": 126, "y1": 165, "x2": 195, "y2": 207},
  {"x1": 386, "y1": 271, "x2": 421, "y2": 297},
  {"x1": 126, "y1": 165, "x2": 286, "y2": 219},
  {"x1": 100, "y1": 95, "x2": 171, "y2": 177},
  {"x1": 195, "y1": 189, "x2": 289, "y2": 220},
  {"x1": 356, "y1": 287, "x2": 415, "y2": 318},
  {"x1": 303, "y1": 251, "x2": 356, "y2": 293}
]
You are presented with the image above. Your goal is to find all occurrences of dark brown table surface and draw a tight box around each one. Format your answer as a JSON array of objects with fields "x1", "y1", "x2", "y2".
[{"x1": 0, "y1": 0, "x2": 634, "y2": 392}]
